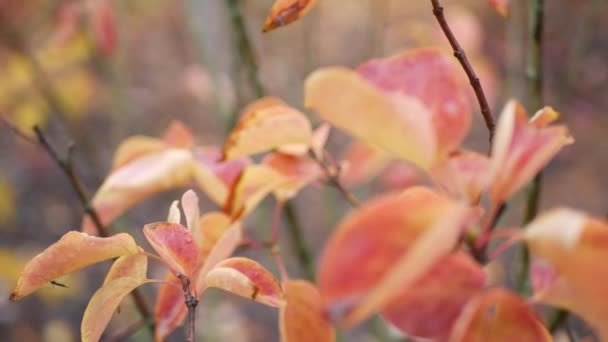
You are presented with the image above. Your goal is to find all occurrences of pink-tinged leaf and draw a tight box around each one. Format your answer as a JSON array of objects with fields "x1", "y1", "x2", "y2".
[
  {"x1": 167, "y1": 200, "x2": 181, "y2": 224},
  {"x1": 339, "y1": 142, "x2": 391, "y2": 187},
  {"x1": 262, "y1": 152, "x2": 323, "y2": 200},
  {"x1": 143, "y1": 222, "x2": 200, "y2": 278},
  {"x1": 84, "y1": 149, "x2": 195, "y2": 234},
  {"x1": 162, "y1": 120, "x2": 195, "y2": 148},
  {"x1": 104, "y1": 253, "x2": 148, "y2": 285},
  {"x1": 431, "y1": 150, "x2": 491, "y2": 203},
  {"x1": 181, "y1": 190, "x2": 200, "y2": 232},
  {"x1": 381, "y1": 253, "x2": 485, "y2": 340},
  {"x1": 263, "y1": 0, "x2": 319, "y2": 32},
  {"x1": 317, "y1": 187, "x2": 455, "y2": 319},
  {"x1": 154, "y1": 272, "x2": 186, "y2": 342},
  {"x1": 223, "y1": 97, "x2": 312, "y2": 160},
  {"x1": 305, "y1": 67, "x2": 436, "y2": 169},
  {"x1": 195, "y1": 223, "x2": 243, "y2": 293},
  {"x1": 196, "y1": 212, "x2": 233, "y2": 255},
  {"x1": 205, "y1": 257, "x2": 284, "y2": 307},
  {"x1": 489, "y1": 100, "x2": 573, "y2": 203},
  {"x1": 224, "y1": 165, "x2": 287, "y2": 219},
  {"x1": 280, "y1": 280, "x2": 335, "y2": 342},
  {"x1": 192, "y1": 147, "x2": 250, "y2": 206},
  {"x1": 449, "y1": 288, "x2": 551, "y2": 342},
  {"x1": 379, "y1": 161, "x2": 422, "y2": 190},
  {"x1": 487, "y1": 0, "x2": 509, "y2": 17},
  {"x1": 81, "y1": 277, "x2": 150, "y2": 342},
  {"x1": 357, "y1": 48, "x2": 471, "y2": 158},
  {"x1": 343, "y1": 203, "x2": 483, "y2": 326},
  {"x1": 10, "y1": 231, "x2": 138, "y2": 301},
  {"x1": 524, "y1": 208, "x2": 608, "y2": 340}
]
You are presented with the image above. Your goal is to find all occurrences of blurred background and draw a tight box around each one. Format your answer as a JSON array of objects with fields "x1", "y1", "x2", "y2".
[{"x1": 0, "y1": 0, "x2": 606, "y2": 341}]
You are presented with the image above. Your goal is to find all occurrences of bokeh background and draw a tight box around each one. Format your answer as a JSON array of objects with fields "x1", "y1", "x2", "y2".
[{"x1": 0, "y1": 0, "x2": 606, "y2": 341}]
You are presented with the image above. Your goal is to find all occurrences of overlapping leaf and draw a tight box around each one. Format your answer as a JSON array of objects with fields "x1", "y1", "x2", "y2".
[
  {"x1": 144, "y1": 222, "x2": 200, "y2": 278},
  {"x1": 431, "y1": 150, "x2": 491, "y2": 203},
  {"x1": 449, "y1": 289, "x2": 550, "y2": 341},
  {"x1": 223, "y1": 97, "x2": 312, "y2": 160},
  {"x1": 10, "y1": 231, "x2": 138, "y2": 300},
  {"x1": 280, "y1": 280, "x2": 335, "y2": 342},
  {"x1": 357, "y1": 48, "x2": 472, "y2": 158},
  {"x1": 206, "y1": 257, "x2": 284, "y2": 307},
  {"x1": 305, "y1": 67, "x2": 436, "y2": 169},
  {"x1": 524, "y1": 208, "x2": 608, "y2": 340},
  {"x1": 262, "y1": 152, "x2": 323, "y2": 200}
]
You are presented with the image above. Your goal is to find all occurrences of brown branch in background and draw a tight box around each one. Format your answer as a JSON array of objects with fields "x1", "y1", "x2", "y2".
[
  {"x1": 178, "y1": 274, "x2": 199, "y2": 342},
  {"x1": 32, "y1": 126, "x2": 153, "y2": 332},
  {"x1": 311, "y1": 149, "x2": 360, "y2": 208},
  {"x1": 430, "y1": 0, "x2": 496, "y2": 143}
]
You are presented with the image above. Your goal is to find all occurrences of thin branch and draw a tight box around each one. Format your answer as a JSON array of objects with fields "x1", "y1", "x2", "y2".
[
  {"x1": 178, "y1": 275, "x2": 199, "y2": 342},
  {"x1": 271, "y1": 200, "x2": 289, "y2": 281},
  {"x1": 32, "y1": 126, "x2": 153, "y2": 330},
  {"x1": 311, "y1": 149, "x2": 360, "y2": 208},
  {"x1": 430, "y1": 0, "x2": 495, "y2": 143}
]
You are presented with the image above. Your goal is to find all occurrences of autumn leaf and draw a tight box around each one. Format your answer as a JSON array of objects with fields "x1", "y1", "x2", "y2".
[
  {"x1": 205, "y1": 257, "x2": 284, "y2": 307},
  {"x1": 223, "y1": 97, "x2": 312, "y2": 160},
  {"x1": 81, "y1": 253, "x2": 148, "y2": 342},
  {"x1": 305, "y1": 67, "x2": 436, "y2": 169},
  {"x1": 280, "y1": 280, "x2": 335, "y2": 342},
  {"x1": 524, "y1": 208, "x2": 608, "y2": 340},
  {"x1": 431, "y1": 150, "x2": 491, "y2": 203},
  {"x1": 263, "y1": 0, "x2": 319, "y2": 32},
  {"x1": 357, "y1": 48, "x2": 472, "y2": 158},
  {"x1": 487, "y1": 0, "x2": 509, "y2": 17},
  {"x1": 339, "y1": 142, "x2": 391, "y2": 188},
  {"x1": 262, "y1": 152, "x2": 323, "y2": 201},
  {"x1": 143, "y1": 222, "x2": 200, "y2": 278},
  {"x1": 10, "y1": 231, "x2": 138, "y2": 300},
  {"x1": 317, "y1": 187, "x2": 456, "y2": 321},
  {"x1": 449, "y1": 288, "x2": 550, "y2": 341},
  {"x1": 488, "y1": 100, "x2": 573, "y2": 204}
]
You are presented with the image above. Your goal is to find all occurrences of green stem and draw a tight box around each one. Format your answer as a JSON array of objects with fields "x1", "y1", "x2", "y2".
[{"x1": 283, "y1": 202, "x2": 316, "y2": 281}]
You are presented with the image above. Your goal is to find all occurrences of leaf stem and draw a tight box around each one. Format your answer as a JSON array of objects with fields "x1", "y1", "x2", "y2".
[{"x1": 430, "y1": 0, "x2": 496, "y2": 143}]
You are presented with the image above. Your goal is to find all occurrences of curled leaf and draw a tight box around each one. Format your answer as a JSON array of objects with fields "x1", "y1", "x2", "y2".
[
  {"x1": 263, "y1": 152, "x2": 323, "y2": 200},
  {"x1": 280, "y1": 280, "x2": 335, "y2": 342},
  {"x1": 104, "y1": 252, "x2": 148, "y2": 285},
  {"x1": 10, "y1": 231, "x2": 138, "y2": 301},
  {"x1": 305, "y1": 67, "x2": 436, "y2": 169},
  {"x1": 263, "y1": 0, "x2": 319, "y2": 32},
  {"x1": 449, "y1": 288, "x2": 550, "y2": 342},
  {"x1": 143, "y1": 222, "x2": 200, "y2": 277},
  {"x1": 489, "y1": 100, "x2": 573, "y2": 203},
  {"x1": 205, "y1": 257, "x2": 284, "y2": 307}
]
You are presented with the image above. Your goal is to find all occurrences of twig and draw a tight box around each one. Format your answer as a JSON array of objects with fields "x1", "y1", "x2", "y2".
[
  {"x1": 430, "y1": 0, "x2": 496, "y2": 143},
  {"x1": 178, "y1": 275, "x2": 199, "y2": 342},
  {"x1": 32, "y1": 126, "x2": 153, "y2": 331},
  {"x1": 311, "y1": 149, "x2": 360, "y2": 207}
]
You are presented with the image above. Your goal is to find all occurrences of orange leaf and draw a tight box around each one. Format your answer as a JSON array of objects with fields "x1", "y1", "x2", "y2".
[
  {"x1": 111, "y1": 136, "x2": 167, "y2": 170},
  {"x1": 357, "y1": 48, "x2": 472, "y2": 158},
  {"x1": 339, "y1": 142, "x2": 391, "y2": 187},
  {"x1": 449, "y1": 288, "x2": 550, "y2": 342},
  {"x1": 317, "y1": 187, "x2": 455, "y2": 320},
  {"x1": 489, "y1": 100, "x2": 573, "y2": 203},
  {"x1": 343, "y1": 203, "x2": 482, "y2": 326},
  {"x1": 195, "y1": 222, "x2": 243, "y2": 292},
  {"x1": 10, "y1": 231, "x2": 138, "y2": 300},
  {"x1": 305, "y1": 67, "x2": 436, "y2": 169},
  {"x1": 524, "y1": 208, "x2": 608, "y2": 340},
  {"x1": 280, "y1": 280, "x2": 335, "y2": 342},
  {"x1": 263, "y1": 152, "x2": 323, "y2": 200},
  {"x1": 143, "y1": 222, "x2": 200, "y2": 278},
  {"x1": 162, "y1": 120, "x2": 195, "y2": 148},
  {"x1": 278, "y1": 123, "x2": 331, "y2": 158},
  {"x1": 263, "y1": 0, "x2": 319, "y2": 32},
  {"x1": 84, "y1": 148, "x2": 195, "y2": 234},
  {"x1": 381, "y1": 253, "x2": 485, "y2": 340},
  {"x1": 81, "y1": 277, "x2": 150, "y2": 342},
  {"x1": 224, "y1": 165, "x2": 287, "y2": 219},
  {"x1": 431, "y1": 150, "x2": 491, "y2": 203},
  {"x1": 205, "y1": 257, "x2": 284, "y2": 307},
  {"x1": 223, "y1": 97, "x2": 312, "y2": 160}
]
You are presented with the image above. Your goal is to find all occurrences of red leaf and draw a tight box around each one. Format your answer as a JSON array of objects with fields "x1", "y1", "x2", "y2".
[
  {"x1": 263, "y1": 0, "x2": 319, "y2": 32},
  {"x1": 143, "y1": 222, "x2": 200, "y2": 278}
]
